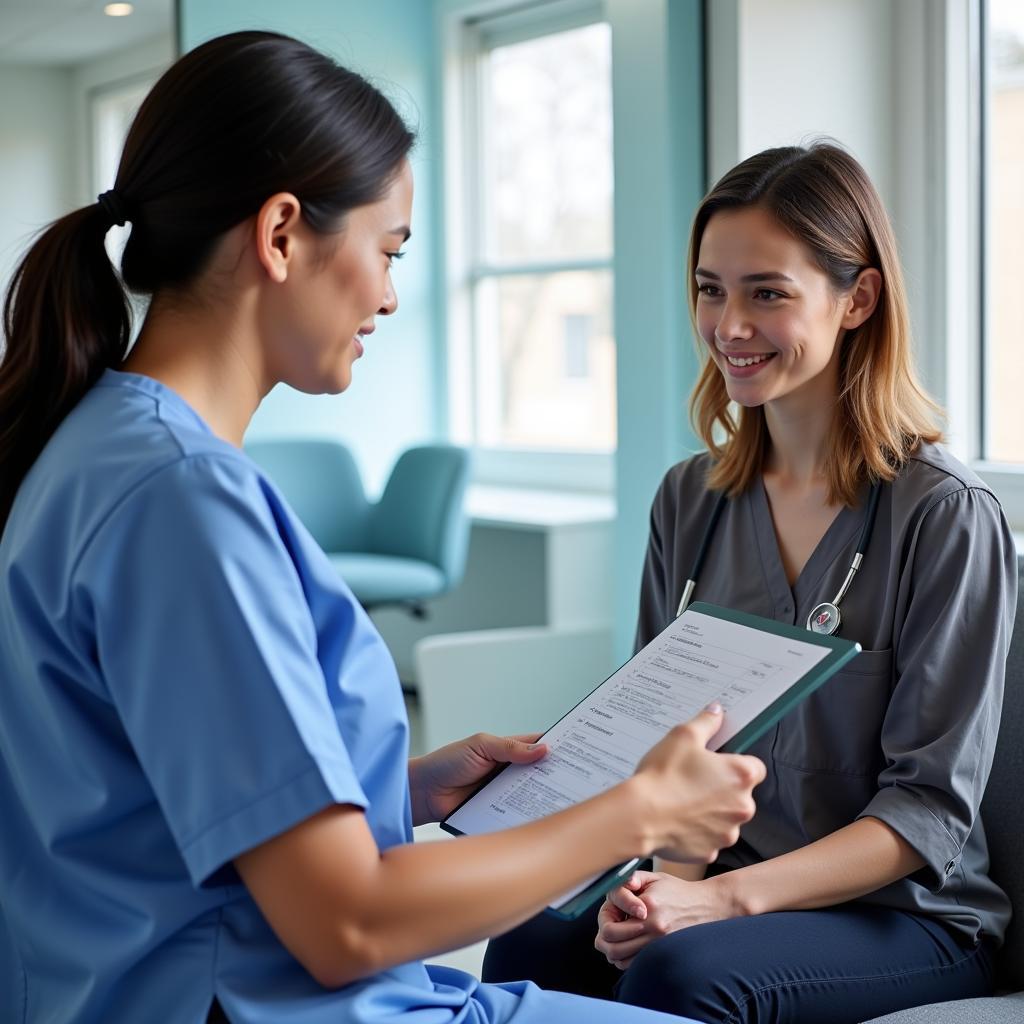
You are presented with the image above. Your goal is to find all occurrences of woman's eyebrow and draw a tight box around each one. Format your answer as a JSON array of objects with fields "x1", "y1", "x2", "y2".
[
  {"x1": 694, "y1": 267, "x2": 794, "y2": 283},
  {"x1": 388, "y1": 225, "x2": 411, "y2": 242}
]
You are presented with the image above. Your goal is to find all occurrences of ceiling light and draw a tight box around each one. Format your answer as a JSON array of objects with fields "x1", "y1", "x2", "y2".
[{"x1": 104, "y1": 3, "x2": 134, "y2": 16}]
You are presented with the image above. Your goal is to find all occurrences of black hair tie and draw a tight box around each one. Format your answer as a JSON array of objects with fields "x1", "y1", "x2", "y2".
[{"x1": 97, "y1": 189, "x2": 131, "y2": 228}]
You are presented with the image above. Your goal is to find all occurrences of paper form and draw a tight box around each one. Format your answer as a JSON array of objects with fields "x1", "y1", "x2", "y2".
[{"x1": 445, "y1": 607, "x2": 832, "y2": 906}]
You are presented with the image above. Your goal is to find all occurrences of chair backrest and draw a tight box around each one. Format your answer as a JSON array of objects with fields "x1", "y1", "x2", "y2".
[
  {"x1": 981, "y1": 552, "x2": 1024, "y2": 990},
  {"x1": 245, "y1": 439, "x2": 370, "y2": 553},
  {"x1": 368, "y1": 444, "x2": 470, "y2": 585}
]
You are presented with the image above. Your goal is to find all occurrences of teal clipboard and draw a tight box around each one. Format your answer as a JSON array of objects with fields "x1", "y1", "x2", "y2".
[{"x1": 441, "y1": 601, "x2": 861, "y2": 920}]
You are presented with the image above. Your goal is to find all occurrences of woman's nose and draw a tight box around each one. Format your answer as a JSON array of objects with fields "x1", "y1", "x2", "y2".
[
  {"x1": 379, "y1": 276, "x2": 398, "y2": 316},
  {"x1": 715, "y1": 299, "x2": 754, "y2": 343}
]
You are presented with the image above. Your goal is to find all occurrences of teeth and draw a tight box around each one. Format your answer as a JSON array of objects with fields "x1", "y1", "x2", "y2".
[{"x1": 727, "y1": 353, "x2": 772, "y2": 367}]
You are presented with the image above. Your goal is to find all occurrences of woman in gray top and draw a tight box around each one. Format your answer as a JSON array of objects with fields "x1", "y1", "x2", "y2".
[{"x1": 483, "y1": 143, "x2": 1017, "y2": 1024}]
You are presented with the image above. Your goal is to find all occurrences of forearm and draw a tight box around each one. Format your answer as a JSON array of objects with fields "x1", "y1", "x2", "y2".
[
  {"x1": 716, "y1": 816, "x2": 925, "y2": 918},
  {"x1": 371, "y1": 784, "x2": 649, "y2": 964},
  {"x1": 241, "y1": 778, "x2": 657, "y2": 988}
]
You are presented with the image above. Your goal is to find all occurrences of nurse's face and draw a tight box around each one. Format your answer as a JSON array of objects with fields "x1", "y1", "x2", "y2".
[
  {"x1": 269, "y1": 160, "x2": 414, "y2": 395},
  {"x1": 693, "y1": 205, "x2": 850, "y2": 411}
]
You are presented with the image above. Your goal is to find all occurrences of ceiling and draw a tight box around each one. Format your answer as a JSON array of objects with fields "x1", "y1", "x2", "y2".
[{"x1": 0, "y1": 0, "x2": 174, "y2": 66}]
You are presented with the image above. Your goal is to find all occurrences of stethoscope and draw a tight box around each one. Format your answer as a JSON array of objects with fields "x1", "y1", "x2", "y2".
[{"x1": 675, "y1": 481, "x2": 883, "y2": 637}]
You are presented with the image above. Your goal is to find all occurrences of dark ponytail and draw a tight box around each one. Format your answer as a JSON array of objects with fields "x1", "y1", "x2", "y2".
[{"x1": 0, "y1": 30, "x2": 414, "y2": 531}]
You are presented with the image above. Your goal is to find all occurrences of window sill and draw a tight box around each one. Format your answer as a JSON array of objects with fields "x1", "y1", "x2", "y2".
[{"x1": 466, "y1": 485, "x2": 615, "y2": 530}]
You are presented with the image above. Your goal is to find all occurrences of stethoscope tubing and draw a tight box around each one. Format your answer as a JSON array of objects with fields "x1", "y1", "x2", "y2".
[{"x1": 675, "y1": 480, "x2": 883, "y2": 637}]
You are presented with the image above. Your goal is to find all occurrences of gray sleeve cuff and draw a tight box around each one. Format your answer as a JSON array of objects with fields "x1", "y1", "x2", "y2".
[{"x1": 857, "y1": 784, "x2": 962, "y2": 892}]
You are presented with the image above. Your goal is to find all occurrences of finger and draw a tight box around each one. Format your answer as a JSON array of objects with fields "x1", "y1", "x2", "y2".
[
  {"x1": 597, "y1": 899, "x2": 627, "y2": 926},
  {"x1": 625, "y1": 870, "x2": 656, "y2": 891},
  {"x1": 599, "y1": 918, "x2": 647, "y2": 943},
  {"x1": 607, "y1": 885, "x2": 647, "y2": 920},
  {"x1": 600, "y1": 934, "x2": 652, "y2": 964},
  {"x1": 735, "y1": 753, "x2": 767, "y2": 786},
  {"x1": 509, "y1": 732, "x2": 544, "y2": 745},
  {"x1": 682, "y1": 702, "x2": 725, "y2": 747},
  {"x1": 478, "y1": 734, "x2": 548, "y2": 764}
]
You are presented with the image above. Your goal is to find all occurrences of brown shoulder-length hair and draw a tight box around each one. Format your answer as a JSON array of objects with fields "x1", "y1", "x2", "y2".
[{"x1": 688, "y1": 142, "x2": 943, "y2": 507}]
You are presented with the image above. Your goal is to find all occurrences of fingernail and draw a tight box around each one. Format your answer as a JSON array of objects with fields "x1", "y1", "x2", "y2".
[
  {"x1": 707, "y1": 701, "x2": 723, "y2": 714},
  {"x1": 527, "y1": 742, "x2": 542, "y2": 750}
]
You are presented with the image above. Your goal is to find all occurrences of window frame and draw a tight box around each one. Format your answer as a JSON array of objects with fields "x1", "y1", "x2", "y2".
[
  {"x1": 896, "y1": 0, "x2": 1023, "y2": 530},
  {"x1": 442, "y1": 0, "x2": 615, "y2": 492}
]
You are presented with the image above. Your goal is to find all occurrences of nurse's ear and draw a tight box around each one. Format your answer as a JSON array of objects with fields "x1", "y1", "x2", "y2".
[
  {"x1": 254, "y1": 192, "x2": 303, "y2": 284},
  {"x1": 840, "y1": 267, "x2": 882, "y2": 330}
]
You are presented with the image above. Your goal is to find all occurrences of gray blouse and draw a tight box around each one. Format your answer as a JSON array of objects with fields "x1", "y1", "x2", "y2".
[{"x1": 636, "y1": 442, "x2": 1017, "y2": 945}]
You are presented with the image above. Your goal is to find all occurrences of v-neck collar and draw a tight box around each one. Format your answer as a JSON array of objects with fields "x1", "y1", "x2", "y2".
[{"x1": 746, "y1": 476, "x2": 868, "y2": 619}]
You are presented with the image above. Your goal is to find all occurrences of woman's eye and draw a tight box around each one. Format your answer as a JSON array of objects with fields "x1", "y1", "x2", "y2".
[
  {"x1": 386, "y1": 250, "x2": 406, "y2": 266},
  {"x1": 696, "y1": 283, "x2": 721, "y2": 297},
  {"x1": 754, "y1": 288, "x2": 783, "y2": 301}
]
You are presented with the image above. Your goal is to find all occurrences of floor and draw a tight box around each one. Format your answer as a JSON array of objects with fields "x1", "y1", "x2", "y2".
[{"x1": 407, "y1": 693, "x2": 488, "y2": 979}]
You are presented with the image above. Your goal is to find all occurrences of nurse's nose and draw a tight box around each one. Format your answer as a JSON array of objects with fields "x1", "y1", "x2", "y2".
[{"x1": 379, "y1": 275, "x2": 398, "y2": 316}]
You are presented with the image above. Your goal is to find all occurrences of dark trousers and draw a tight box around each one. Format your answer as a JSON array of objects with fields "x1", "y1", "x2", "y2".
[{"x1": 482, "y1": 902, "x2": 994, "y2": 1024}]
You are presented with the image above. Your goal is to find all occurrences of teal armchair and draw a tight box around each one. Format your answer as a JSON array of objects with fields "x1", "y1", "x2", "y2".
[{"x1": 246, "y1": 439, "x2": 471, "y2": 617}]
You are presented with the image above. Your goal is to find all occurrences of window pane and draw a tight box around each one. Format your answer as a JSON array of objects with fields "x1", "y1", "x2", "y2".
[
  {"x1": 483, "y1": 23, "x2": 613, "y2": 263},
  {"x1": 474, "y1": 271, "x2": 615, "y2": 451},
  {"x1": 987, "y1": 0, "x2": 1024, "y2": 462}
]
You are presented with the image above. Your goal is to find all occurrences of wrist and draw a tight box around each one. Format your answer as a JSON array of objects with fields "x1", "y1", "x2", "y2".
[
  {"x1": 406, "y1": 756, "x2": 433, "y2": 825},
  {"x1": 709, "y1": 867, "x2": 759, "y2": 918},
  {"x1": 615, "y1": 774, "x2": 662, "y2": 859}
]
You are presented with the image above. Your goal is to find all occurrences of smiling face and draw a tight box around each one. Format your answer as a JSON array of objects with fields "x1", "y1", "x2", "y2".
[
  {"x1": 265, "y1": 160, "x2": 414, "y2": 395},
  {"x1": 694, "y1": 205, "x2": 851, "y2": 413}
]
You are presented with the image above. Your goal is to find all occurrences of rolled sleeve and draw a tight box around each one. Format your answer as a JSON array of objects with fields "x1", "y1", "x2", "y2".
[
  {"x1": 857, "y1": 486, "x2": 1017, "y2": 890},
  {"x1": 73, "y1": 454, "x2": 368, "y2": 888}
]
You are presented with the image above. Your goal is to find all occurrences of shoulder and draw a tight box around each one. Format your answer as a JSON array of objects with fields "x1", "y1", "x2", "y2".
[
  {"x1": 655, "y1": 451, "x2": 716, "y2": 506},
  {"x1": 895, "y1": 442, "x2": 1002, "y2": 521},
  {"x1": 24, "y1": 374, "x2": 288, "y2": 572}
]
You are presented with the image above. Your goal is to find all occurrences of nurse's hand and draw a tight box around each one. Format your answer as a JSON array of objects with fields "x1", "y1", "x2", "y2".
[
  {"x1": 594, "y1": 871, "x2": 738, "y2": 969},
  {"x1": 630, "y1": 705, "x2": 764, "y2": 864},
  {"x1": 408, "y1": 733, "x2": 548, "y2": 825}
]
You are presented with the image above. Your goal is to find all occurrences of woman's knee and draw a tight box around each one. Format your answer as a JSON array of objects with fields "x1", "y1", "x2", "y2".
[{"x1": 615, "y1": 929, "x2": 740, "y2": 1021}]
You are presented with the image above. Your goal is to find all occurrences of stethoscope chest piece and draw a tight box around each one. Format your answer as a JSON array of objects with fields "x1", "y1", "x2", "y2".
[{"x1": 807, "y1": 601, "x2": 841, "y2": 636}]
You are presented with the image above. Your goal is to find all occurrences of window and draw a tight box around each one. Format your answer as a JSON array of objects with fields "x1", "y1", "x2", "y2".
[
  {"x1": 984, "y1": 0, "x2": 1024, "y2": 465},
  {"x1": 446, "y1": 2, "x2": 615, "y2": 488}
]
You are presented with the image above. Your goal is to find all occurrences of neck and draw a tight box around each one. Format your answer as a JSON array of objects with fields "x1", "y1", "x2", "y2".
[
  {"x1": 762, "y1": 399, "x2": 834, "y2": 488},
  {"x1": 123, "y1": 291, "x2": 265, "y2": 447}
]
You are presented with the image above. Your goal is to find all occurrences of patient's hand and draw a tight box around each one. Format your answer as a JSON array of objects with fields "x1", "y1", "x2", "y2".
[{"x1": 594, "y1": 870, "x2": 738, "y2": 969}]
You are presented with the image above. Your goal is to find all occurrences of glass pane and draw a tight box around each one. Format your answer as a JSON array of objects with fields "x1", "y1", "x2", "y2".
[
  {"x1": 483, "y1": 23, "x2": 613, "y2": 263},
  {"x1": 474, "y1": 271, "x2": 615, "y2": 451},
  {"x1": 987, "y1": 0, "x2": 1024, "y2": 462}
]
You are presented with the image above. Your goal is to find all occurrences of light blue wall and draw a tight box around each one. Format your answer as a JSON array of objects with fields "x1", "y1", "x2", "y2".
[
  {"x1": 178, "y1": 0, "x2": 440, "y2": 494},
  {"x1": 608, "y1": 0, "x2": 705, "y2": 659},
  {"x1": 179, "y1": 1, "x2": 706, "y2": 656}
]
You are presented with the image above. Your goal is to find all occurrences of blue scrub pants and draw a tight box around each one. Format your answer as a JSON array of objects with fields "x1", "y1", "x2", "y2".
[{"x1": 482, "y1": 902, "x2": 994, "y2": 1024}]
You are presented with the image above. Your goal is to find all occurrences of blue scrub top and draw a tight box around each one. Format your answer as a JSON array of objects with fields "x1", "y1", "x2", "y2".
[{"x1": 0, "y1": 372, "x2": 685, "y2": 1024}]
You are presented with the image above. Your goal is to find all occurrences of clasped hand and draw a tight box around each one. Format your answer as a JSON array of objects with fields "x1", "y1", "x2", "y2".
[
  {"x1": 595, "y1": 870, "x2": 737, "y2": 970},
  {"x1": 408, "y1": 732, "x2": 547, "y2": 825}
]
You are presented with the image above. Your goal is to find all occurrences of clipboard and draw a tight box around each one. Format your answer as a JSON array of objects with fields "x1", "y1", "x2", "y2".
[{"x1": 441, "y1": 601, "x2": 861, "y2": 919}]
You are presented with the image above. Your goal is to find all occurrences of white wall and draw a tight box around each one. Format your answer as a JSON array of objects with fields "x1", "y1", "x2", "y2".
[
  {"x1": 69, "y1": 33, "x2": 175, "y2": 205},
  {"x1": 708, "y1": 0, "x2": 896, "y2": 206},
  {"x1": 0, "y1": 66, "x2": 75, "y2": 303}
]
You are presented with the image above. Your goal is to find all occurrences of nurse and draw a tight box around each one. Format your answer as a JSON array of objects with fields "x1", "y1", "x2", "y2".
[
  {"x1": 482, "y1": 143, "x2": 1018, "y2": 1023},
  {"x1": 0, "y1": 31, "x2": 766, "y2": 1024}
]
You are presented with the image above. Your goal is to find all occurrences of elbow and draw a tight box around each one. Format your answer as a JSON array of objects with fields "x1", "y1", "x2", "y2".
[{"x1": 301, "y1": 921, "x2": 386, "y2": 990}]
